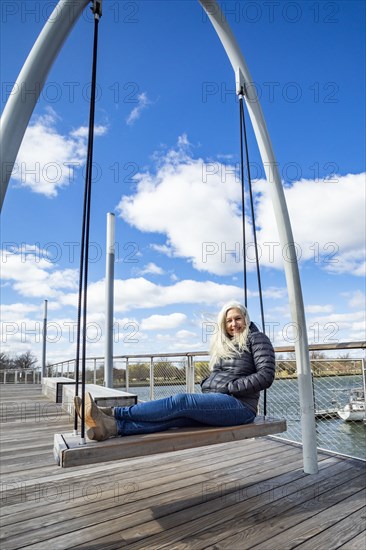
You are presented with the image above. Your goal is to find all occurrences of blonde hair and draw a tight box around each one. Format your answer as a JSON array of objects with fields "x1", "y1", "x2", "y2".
[{"x1": 209, "y1": 301, "x2": 251, "y2": 369}]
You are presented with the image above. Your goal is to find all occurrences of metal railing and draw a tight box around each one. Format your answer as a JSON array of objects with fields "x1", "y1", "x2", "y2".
[
  {"x1": 44, "y1": 342, "x2": 366, "y2": 460},
  {"x1": 0, "y1": 369, "x2": 42, "y2": 384}
]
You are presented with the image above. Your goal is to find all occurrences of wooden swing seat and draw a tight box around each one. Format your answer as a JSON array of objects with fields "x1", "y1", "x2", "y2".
[{"x1": 54, "y1": 416, "x2": 286, "y2": 468}]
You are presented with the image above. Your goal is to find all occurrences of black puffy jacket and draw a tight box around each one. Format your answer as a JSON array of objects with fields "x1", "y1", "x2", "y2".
[{"x1": 200, "y1": 323, "x2": 276, "y2": 413}]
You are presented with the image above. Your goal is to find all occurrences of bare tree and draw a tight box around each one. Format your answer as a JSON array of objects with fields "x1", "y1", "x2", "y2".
[
  {"x1": 0, "y1": 352, "x2": 13, "y2": 370},
  {"x1": 14, "y1": 351, "x2": 38, "y2": 369},
  {"x1": 337, "y1": 352, "x2": 350, "y2": 359}
]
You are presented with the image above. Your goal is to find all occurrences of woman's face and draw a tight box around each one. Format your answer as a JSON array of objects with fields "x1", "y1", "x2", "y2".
[{"x1": 225, "y1": 308, "x2": 246, "y2": 337}]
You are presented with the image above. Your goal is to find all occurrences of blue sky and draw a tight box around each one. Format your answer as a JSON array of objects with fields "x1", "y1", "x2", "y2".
[{"x1": 1, "y1": 0, "x2": 365, "y2": 364}]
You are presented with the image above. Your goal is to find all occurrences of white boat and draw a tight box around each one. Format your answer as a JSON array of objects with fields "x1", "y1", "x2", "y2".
[{"x1": 337, "y1": 388, "x2": 366, "y2": 422}]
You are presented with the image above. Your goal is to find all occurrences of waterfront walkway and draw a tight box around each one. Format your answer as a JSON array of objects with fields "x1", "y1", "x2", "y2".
[{"x1": 0, "y1": 384, "x2": 365, "y2": 549}]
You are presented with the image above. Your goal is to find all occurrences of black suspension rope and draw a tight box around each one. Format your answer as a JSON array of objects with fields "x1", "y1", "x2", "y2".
[
  {"x1": 73, "y1": 141, "x2": 87, "y2": 434},
  {"x1": 240, "y1": 96, "x2": 266, "y2": 333},
  {"x1": 238, "y1": 89, "x2": 267, "y2": 416},
  {"x1": 74, "y1": 1, "x2": 102, "y2": 441},
  {"x1": 239, "y1": 94, "x2": 247, "y2": 308}
]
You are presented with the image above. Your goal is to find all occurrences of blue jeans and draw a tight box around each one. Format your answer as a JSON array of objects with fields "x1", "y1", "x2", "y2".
[{"x1": 113, "y1": 393, "x2": 255, "y2": 436}]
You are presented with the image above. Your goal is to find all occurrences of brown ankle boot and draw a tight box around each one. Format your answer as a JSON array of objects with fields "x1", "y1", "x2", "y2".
[
  {"x1": 84, "y1": 392, "x2": 118, "y2": 441},
  {"x1": 86, "y1": 417, "x2": 118, "y2": 441},
  {"x1": 74, "y1": 396, "x2": 113, "y2": 418}
]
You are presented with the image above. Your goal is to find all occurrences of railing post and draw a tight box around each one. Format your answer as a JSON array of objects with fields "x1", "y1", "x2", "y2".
[
  {"x1": 41, "y1": 299, "x2": 47, "y2": 379},
  {"x1": 150, "y1": 357, "x2": 154, "y2": 401},
  {"x1": 15, "y1": 371, "x2": 18, "y2": 384},
  {"x1": 186, "y1": 356, "x2": 190, "y2": 393},
  {"x1": 186, "y1": 355, "x2": 195, "y2": 393},
  {"x1": 362, "y1": 358, "x2": 366, "y2": 413},
  {"x1": 125, "y1": 358, "x2": 129, "y2": 392},
  {"x1": 94, "y1": 359, "x2": 97, "y2": 385}
]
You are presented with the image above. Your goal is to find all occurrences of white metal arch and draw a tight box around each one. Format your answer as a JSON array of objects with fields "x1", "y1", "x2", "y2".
[
  {"x1": 0, "y1": 0, "x2": 90, "y2": 210},
  {"x1": 0, "y1": 0, "x2": 318, "y2": 473}
]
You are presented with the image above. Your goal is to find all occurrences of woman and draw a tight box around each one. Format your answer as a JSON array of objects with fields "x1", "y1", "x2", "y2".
[{"x1": 75, "y1": 301, "x2": 276, "y2": 441}]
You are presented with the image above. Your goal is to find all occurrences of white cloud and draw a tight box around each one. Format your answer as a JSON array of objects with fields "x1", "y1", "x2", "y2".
[
  {"x1": 137, "y1": 262, "x2": 165, "y2": 276},
  {"x1": 117, "y1": 137, "x2": 245, "y2": 276},
  {"x1": 322, "y1": 252, "x2": 365, "y2": 277},
  {"x1": 151, "y1": 244, "x2": 174, "y2": 257},
  {"x1": 176, "y1": 329, "x2": 197, "y2": 339},
  {"x1": 255, "y1": 173, "x2": 366, "y2": 275},
  {"x1": 343, "y1": 290, "x2": 366, "y2": 309},
  {"x1": 141, "y1": 313, "x2": 187, "y2": 331},
  {"x1": 126, "y1": 92, "x2": 151, "y2": 125},
  {"x1": 1, "y1": 247, "x2": 78, "y2": 298},
  {"x1": 117, "y1": 138, "x2": 365, "y2": 277},
  {"x1": 306, "y1": 310, "x2": 365, "y2": 326},
  {"x1": 0, "y1": 303, "x2": 41, "y2": 320},
  {"x1": 15, "y1": 268, "x2": 78, "y2": 298},
  {"x1": 304, "y1": 309, "x2": 366, "y2": 347},
  {"x1": 306, "y1": 304, "x2": 334, "y2": 314},
  {"x1": 71, "y1": 125, "x2": 107, "y2": 138},
  {"x1": 262, "y1": 287, "x2": 287, "y2": 299},
  {"x1": 63, "y1": 276, "x2": 243, "y2": 314},
  {"x1": 12, "y1": 107, "x2": 108, "y2": 197}
]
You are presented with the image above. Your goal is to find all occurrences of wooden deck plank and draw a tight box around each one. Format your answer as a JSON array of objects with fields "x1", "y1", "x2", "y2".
[
  {"x1": 1, "y1": 456, "x2": 307, "y2": 550},
  {"x1": 6, "y1": 456, "x2": 351, "y2": 550},
  {"x1": 0, "y1": 439, "x2": 286, "y2": 519},
  {"x1": 337, "y1": 530, "x2": 366, "y2": 550},
  {"x1": 1, "y1": 445, "x2": 303, "y2": 547},
  {"x1": 1, "y1": 439, "x2": 284, "y2": 520},
  {"x1": 291, "y1": 506, "x2": 366, "y2": 550},
  {"x1": 115, "y1": 462, "x2": 365, "y2": 550},
  {"x1": 0, "y1": 385, "x2": 365, "y2": 550},
  {"x1": 245, "y1": 490, "x2": 366, "y2": 550},
  {"x1": 72, "y1": 457, "x2": 341, "y2": 550}
]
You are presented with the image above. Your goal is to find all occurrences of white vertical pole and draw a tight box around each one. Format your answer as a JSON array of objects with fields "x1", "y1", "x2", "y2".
[
  {"x1": 41, "y1": 300, "x2": 48, "y2": 378},
  {"x1": 104, "y1": 213, "x2": 115, "y2": 388}
]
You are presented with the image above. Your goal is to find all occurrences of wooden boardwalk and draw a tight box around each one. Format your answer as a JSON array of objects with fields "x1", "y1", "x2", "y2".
[{"x1": 0, "y1": 385, "x2": 365, "y2": 550}]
